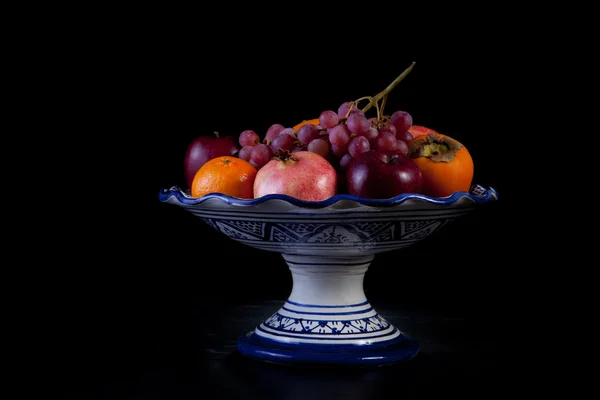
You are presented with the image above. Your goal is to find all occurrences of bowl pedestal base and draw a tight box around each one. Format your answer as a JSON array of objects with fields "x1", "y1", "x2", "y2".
[{"x1": 237, "y1": 253, "x2": 419, "y2": 367}]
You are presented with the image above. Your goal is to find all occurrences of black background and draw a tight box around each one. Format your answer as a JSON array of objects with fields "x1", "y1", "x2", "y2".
[{"x1": 46, "y1": 18, "x2": 514, "y2": 399}]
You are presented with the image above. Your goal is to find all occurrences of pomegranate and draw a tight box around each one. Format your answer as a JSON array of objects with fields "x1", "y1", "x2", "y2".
[{"x1": 253, "y1": 150, "x2": 338, "y2": 201}]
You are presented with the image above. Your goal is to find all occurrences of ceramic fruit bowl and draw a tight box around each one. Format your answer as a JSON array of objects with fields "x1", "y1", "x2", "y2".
[{"x1": 158, "y1": 184, "x2": 499, "y2": 367}]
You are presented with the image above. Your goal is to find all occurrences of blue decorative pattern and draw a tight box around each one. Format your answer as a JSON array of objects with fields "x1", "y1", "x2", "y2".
[
  {"x1": 263, "y1": 313, "x2": 390, "y2": 334},
  {"x1": 158, "y1": 185, "x2": 498, "y2": 255},
  {"x1": 199, "y1": 219, "x2": 451, "y2": 244}
]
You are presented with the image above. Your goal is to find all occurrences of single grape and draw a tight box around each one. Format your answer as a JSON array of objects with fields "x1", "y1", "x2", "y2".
[
  {"x1": 330, "y1": 143, "x2": 349, "y2": 159},
  {"x1": 251, "y1": 143, "x2": 273, "y2": 168},
  {"x1": 375, "y1": 131, "x2": 397, "y2": 152},
  {"x1": 364, "y1": 126, "x2": 379, "y2": 143},
  {"x1": 346, "y1": 112, "x2": 370, "y2": 135},
  {"x1": 238, "y1": 145, "x2": 254, "y2": 162},
  {"x1": 348, "y1": 136, "x2": 370, "y2": 158},
  {"x1": 297, "y1": 124, "x2": 320, "y2": 145},
  {"x1": 278, "y1": 127, "x2": 297, "y2": 138},
  {"x1": 339, "y1": 153, "x2": 354, "y2": 171},
  {"x1": 379, "y1": 121, "x2": 397, "y2": 136},
  {"x1": 396, "y1": 129, "x2": 413, "y2": 143},
  {"x1": 265, "y1": 123, "x2": 285, "y2": 143},
  {"x1": 239, "y1": 130, "x2": 260, "y2": 147},
  {"x1": 307, "y1": 138, "x2": 330, "y2": 158},
  {"x1": 390, "y1": 110, "x2": 413, "y2": 133},
  {"x1": 328, "y1": 124, "x2": 351, "y2": 147},
  {"x1": 270, "y1": 132, "x2": 295, "y2": 153},
  {"x1": 350, "y1": 109, "x2": 365, "y2": 118},
  {"x1": 249, "y1": 159, "x2": 260, "y2": 169},
  {"x1": 337, "y1": 101, "x2": 358, "y2": 118},
  {"x1": 395, "y1": 139, "x2": 409, "y2": 155},
  {"x1": 319, "y1": 110, "x2": 339, "y2": 129}
]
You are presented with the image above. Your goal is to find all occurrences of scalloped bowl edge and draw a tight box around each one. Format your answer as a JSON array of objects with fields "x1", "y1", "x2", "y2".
[{"x1": 158, "y1": 185, "x2": 499, "y2": 209}]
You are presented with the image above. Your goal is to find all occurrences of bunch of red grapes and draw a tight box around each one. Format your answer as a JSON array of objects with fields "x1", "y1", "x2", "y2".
[{"x1": 236, "y1": 101, "x2": 414, "y2": 173}]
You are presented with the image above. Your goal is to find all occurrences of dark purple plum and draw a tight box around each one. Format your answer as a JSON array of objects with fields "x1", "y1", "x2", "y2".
[{"x1": 346, "y1": 150, "x2": 423, "y2": 199}]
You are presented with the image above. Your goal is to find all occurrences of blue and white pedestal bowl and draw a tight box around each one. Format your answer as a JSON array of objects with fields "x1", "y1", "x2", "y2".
[{"x1": 159, "y1": 185, "x2": 498, "y2": 367}]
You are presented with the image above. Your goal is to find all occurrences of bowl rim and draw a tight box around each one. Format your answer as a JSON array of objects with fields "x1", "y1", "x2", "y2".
[{"x1": 158, "y1": 185, "x2": 499, "y2": 209}]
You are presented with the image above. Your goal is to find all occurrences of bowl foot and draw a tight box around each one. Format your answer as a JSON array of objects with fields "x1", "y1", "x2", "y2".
[
  {"x1": 237, "y1": 330, "x2": 419, "y2": 367},
  {"x1": 236, "y1": 253, "x2": 420, "y2": 367}
]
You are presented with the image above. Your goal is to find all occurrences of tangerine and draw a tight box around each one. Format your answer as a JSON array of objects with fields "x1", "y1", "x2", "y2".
[
  {"x1": 293, "y1": 118, "x2": 320, "y2": 132},
  {"x1": 190, "y1": 156, "x2": 257, "y2": 199}
]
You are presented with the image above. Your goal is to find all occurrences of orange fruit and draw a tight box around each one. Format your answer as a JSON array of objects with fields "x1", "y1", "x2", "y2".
[
  {"x1": 408, "y1": 132, "x2": 474, "y2": 198},
  {"x1": 191, "y1": 156, "x2": 257, "y2": 199},
  {"x1": 293, "y1": 118, "x2": 320, "y2": 132}
]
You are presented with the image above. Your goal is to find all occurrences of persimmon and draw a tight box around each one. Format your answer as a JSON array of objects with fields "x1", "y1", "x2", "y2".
[
  {"x1": 191, "y1": 155, "x2": 257, "y2": 199},
  {"x1": 408, "y1": 132, "x2": 474, "y2": 198}
]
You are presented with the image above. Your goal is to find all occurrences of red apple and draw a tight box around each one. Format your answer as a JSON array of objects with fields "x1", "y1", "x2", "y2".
[
  {"x1": 408, "y1": 125, "x2": 439, "y2": 139},
  {"x1": 346, "y1": 149, "x2": 423, "y2": 199},
  {"x1": 184, "y1": 133, "x2": 239, "y2": 188}
]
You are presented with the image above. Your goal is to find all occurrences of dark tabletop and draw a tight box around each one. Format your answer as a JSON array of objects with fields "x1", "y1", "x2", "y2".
[{"x1": 58, "y1": 300, "x2": 500, "y2": 399}]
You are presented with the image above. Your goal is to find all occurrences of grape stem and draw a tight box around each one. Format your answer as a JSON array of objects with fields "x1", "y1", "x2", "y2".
[{"x1": 360, "y1": 61, "x2": 416, "y2": 115}]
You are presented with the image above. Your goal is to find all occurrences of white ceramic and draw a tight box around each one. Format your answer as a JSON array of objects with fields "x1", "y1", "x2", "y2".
[{"x1": 159, "y1": 184, "x2": 499, "y2": 366}]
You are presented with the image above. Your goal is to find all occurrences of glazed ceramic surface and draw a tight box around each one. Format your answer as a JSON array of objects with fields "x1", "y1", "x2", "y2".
[
  {"x1": 159, "y1": 185, "x2": 498, "y2": 366},
  {"x1": 159, "y1": 185, "x2": 497, "y2": 256}
]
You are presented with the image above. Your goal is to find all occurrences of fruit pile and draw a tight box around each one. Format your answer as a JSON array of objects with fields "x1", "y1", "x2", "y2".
[{"x1": 184, "y1": 62, "x2": 474, "y2": 201}]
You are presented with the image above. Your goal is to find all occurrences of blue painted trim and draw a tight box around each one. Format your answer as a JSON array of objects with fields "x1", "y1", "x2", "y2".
[
  {"x1": 284, "y1": 260, "x2": 372, "y2": 266},
  {"x1": 280, "y1": 306, "x2": 373, "y2": 315},
  {"x1": 256, "y1": 325, "x2": 395, "y2": 339},
  {"x1": 158, "y1": 186, "x2": 499, "y2": 208},
  {"x1": 286, "y1": 299, "x2": 369, "y2": 308},
  {"x1": 237, "y1": 330, "x2": 419, "y2": 366},
  {"x1": 187, "y1": 208, "x2": 472, "y2": 218}
]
